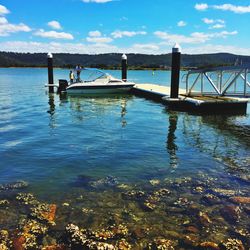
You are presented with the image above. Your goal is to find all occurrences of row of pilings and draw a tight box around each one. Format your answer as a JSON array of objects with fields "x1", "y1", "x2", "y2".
[{"x1": 47, "y1": 44, "x2": 181, "y2": 98}]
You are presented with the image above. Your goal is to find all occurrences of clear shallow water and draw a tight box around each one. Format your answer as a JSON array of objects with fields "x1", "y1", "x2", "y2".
[{"x1": 0, "y1": 68, "x2": 249, "y2": 249}]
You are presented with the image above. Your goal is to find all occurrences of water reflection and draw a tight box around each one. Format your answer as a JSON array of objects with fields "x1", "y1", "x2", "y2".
[
  {"x1": 120, "y1": 99, "x2": 127, "y2": 127},
  {"x1": 201, "y1": 115, "x2": 250, "y2": 147},
  {"x1": 47, "y1": 93, "x2": 56, "y2": 128},
  {"x1": 66, "y1": 95, "x2": 132, "y2": 127},
  {"x1": 166, "y1": 112, "x2": 178, "y2": 169},
  {"x1": 181, "y1": 113, "x2": 250, "y2": 181}
]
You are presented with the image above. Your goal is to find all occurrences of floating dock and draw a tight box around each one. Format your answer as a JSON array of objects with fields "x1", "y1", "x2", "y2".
[{"x1": 131, "y1": 84, "x2": 249, "y2": 114}]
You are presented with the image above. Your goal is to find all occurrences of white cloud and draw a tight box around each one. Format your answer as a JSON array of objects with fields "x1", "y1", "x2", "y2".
[
  {"x1": 202, "y1": 18, "x2": 226, "y2": 29},
  {"x1": 48, "y1": 21, "x2": 62, "y2": 30},
  {"x1": 34, "y1": 29, "x2": 74, "y2": 40},
  {"x1": 0, "y1": 4, "x2": 10, "y2": 15},
  {"x1": 197, "y1": 3, "x2": 250, "y2": 14},
  {"x1": 184, "y1": 44, "x2": 250, "y2": 55},
  {"x1": 202, "y1": 18, "x2": 214, "y2": 24},
  {"x1": 111, "y1": 30, "x2": 147, "y2": 38},
  {"x1": 86, "y1": 30, "x2": 113, "y2": 43},
  {"x1": 0, "y1": 40, "x2": 249, "y2": 55},
  {"x1": 177, "y1": 21, "x2": 187, "y2": 27},
  {"x1": 209, "y1": 24, "x2": 225, "y2": 29},
  {"x1": 120, "y1": 16, "x2": 128, "y2": 21},
  {"x1": 0, "y1": 20, "x2": 31, "y2": 36},
  {"x1": 0, "y1": 5, "x2": 31, "y2": 37},
  {"x1": 131, "y1": 43, "x2": 160, "y2": 53},
  {"x1": 0, "y1": 41, "x2": 117, "y2": 54},
  {"x1": 0, "y1": 17, "x2": 8, "y2": 24},
  {"x1": 213, "y1": 4, "x2": 250, "y2": 14},
  {"x1": 82, "y1": 0, "x2": 113, "y2": 3},
  {"x1": 88, "y1": 30, "x2": 102, "y2": 37},
  {"x1": 195, "y1": 3, "x2": 208, "y2": 11},
  {"x1": 86, "y1": 36, "x2": 113, "y2": 43},
  {"x1": 155, "y1": 31, "x2": 208, "y2": 44},
  {"x1": 217, "y1": 19, "x2": 225, "y2": 24},
  {"x1": 215, "y1": 30, "x2": 237, "y2": 37},
  {"x1": 154, "y1": 30, "x2": 237, "y2": 44}
]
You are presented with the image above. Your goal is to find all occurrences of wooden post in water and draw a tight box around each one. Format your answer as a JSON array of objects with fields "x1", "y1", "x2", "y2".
[
  {"x1": 121, "y1": 54, "x2": 127, "y2": 82},
  {"x1": 47, "y1": 52, "x2": 54, "y2": 93},
  {"x1": 170, "y1": 43, "x2": 181, "y2": 99}
]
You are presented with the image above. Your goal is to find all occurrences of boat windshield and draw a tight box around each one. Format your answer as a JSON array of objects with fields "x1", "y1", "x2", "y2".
[{"x1": 76, "y1": 68, "x2": 110, "y2": 82}]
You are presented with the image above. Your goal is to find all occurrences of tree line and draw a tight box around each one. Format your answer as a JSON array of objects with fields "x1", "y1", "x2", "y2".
[{"x1": 0, "y1": 52, "x2": 249, "y2": 69}]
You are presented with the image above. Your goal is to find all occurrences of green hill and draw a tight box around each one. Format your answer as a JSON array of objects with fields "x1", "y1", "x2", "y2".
[{"x1": 0, "y1": 51, "x2": 249, "y2": 69}]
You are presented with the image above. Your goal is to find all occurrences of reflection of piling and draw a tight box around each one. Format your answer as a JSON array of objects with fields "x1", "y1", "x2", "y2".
[
  {"x1": 167, "y1": 112, "x2": 178, "y2": 168},
  {"x1": 47, "y1": 53, "x2": 54, "y2": 93},
  {"x1": 121, "y1": 54, "x2": 127, "y2": 82},
  {"x1": 48, "y1": 93, "x2": 55, "y2": 115},
  {"x1": 170, "y1": 44, "x2": 181, "y2": 99}
]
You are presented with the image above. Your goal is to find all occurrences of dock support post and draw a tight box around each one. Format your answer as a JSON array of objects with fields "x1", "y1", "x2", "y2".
[
  {"x1": 170, "y1": 44, "x2": 181, "y2": 98},
  {"x1": 47, "y1": 52, "x2": 54, "y2": 93},
  {"x1": 121, "y1": 54, "x2": 127, "y2": 82}
]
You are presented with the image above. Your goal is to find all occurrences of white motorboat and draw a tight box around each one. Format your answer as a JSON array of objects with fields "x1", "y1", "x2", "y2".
[{"x1": 66, "y1": 68, "x2": 135, "y2": 95}]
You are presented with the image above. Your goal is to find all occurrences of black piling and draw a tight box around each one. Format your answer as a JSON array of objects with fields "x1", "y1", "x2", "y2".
[
  {"x1": 121, "y1": 54, "x2": 127, "y2": 82},
  {"x1": 47, "y1": 52, "x2": 54, "y2": 93},
  {"x1": 170, "y1": 44, "x2": 181, "y2": 99}
]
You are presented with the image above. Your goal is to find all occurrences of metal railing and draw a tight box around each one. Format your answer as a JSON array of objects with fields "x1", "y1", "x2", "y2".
[{"x1": 185, "y1": 66, "x2": 250, "y2": 97}]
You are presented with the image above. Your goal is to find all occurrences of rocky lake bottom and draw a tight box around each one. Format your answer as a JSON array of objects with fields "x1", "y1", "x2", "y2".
[{"x1": 0, "y1": 166, "x2": 249, "y2": 250}]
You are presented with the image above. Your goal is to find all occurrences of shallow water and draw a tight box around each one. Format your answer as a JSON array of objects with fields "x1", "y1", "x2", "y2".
[{"x1": 0, "y1": 68, "x2": 249, "y2": 249}]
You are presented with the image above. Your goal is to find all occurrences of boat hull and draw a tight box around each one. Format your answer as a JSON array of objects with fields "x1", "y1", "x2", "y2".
[{"x1": 66, "y1": 84, "x2": 134, "y2": 95}]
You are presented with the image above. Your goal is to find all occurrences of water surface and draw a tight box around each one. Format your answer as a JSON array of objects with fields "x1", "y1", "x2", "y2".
[{"x1": 0, "y1": 68, "x2": 249, "y2": 249}]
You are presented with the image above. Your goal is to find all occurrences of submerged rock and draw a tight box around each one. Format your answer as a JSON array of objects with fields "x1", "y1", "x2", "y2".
[
  {"x1": 42, "y1": 245, "x2": 66, "y2": 250},
  {"x1": 148, "y1": 238, "x2": 176, "y2": 250},
  {"x1": 153, "y1": 188, "x2": 171, "y2": 197},
  {"x1": 174, "y1": 197, "x2": 191, "y2": 207},
  {"x1": 220, "y1": 205, "x2": 241, "y2": 223},
  {"x1": 201, "y1": 194, "x2": 220, "y2": 205},
  {"x1": 122, "y1": 190, "x2": 146, "y2": 200},
  {"x1": 0, "y1": 199, "x2": 9, "y2": 207},
  {"x1": 184, "y1": 225, "x2": 199, "y2": 234},
  {"x1": 229, "y1": 196, "x2": 250, "y2": 204},
  {"x1": 220, "y1": 238, "x2": 245, "y2": 250},
  {"x1": 199, "y1": 241, "x2": 220, "y2": 250},
  {"x1": 92, "y1": 229, "x2": 115, "y2": 241},
  {"x1": 65, "y1": 223, "x2": 88, "y2": 247},
  {"x1": 0, "y1": 181, "x2": 28, "y2": 191},
  {"x1": 192, "y1": 186, "x2": 205, "y2": 194},
  {"x1": 31, "y1": 203, "x2": 57, "y2": 225},
  {"x1": 117, "y1": 184, "x2": 130, "y2": 190},
  {"x1": 90, "y1": 176, "x2": 119, "y2": 188},
  {"x1": 182, "y1": 235, "x2": 199, "y2": 248},
  {"x1": 19, "y1": 219, "x2": 48, "y2": 235},
  {"x1": 111, "y1": 224, "x2": 129, "y2": 238},
  {"x1": 0, "y1": 230, "x2": 12, "y2": 250},
  {"x1": 211, "y1": 188, "x2": 239, "y2": 198},
  {"x1": 198, "y1": 211, "x2": 212, "y2": 227},
  {"x1": 65, "y1": 224, "x2": 116, "y2": 249},
  {"x1": 116, "y1": 239, "x2": 131, "y2": 250},
  {"x1": 142, "y1": 201, "x2": 156, "y2": 211},
  {"x1": 13, "y1": 233, "x2": 37, "y2": 250},
  {"x1": 149, "y1": 179, "x2": 160, "y2": 186},
  {"x1": 16, "y1": 193, "x2": 38, "y2": 206}
]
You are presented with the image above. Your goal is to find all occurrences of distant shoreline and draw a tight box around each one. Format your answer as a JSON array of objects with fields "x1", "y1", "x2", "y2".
[
  {"x1": 0, "y1": 66, "x2": 195, "y2": 71},
  {"x1": 1, "y1": 51, "x2": 249, "y2": 69}
]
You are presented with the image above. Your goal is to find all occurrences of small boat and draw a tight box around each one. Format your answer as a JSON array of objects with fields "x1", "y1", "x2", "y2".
[{"x1": 66, "y1": 68, "x2": 135, "y2": 95}]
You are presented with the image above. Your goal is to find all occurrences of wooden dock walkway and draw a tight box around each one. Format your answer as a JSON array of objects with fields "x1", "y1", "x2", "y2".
[{"x1": 131, "y1": 83, "x2": 249, "y2": 114}]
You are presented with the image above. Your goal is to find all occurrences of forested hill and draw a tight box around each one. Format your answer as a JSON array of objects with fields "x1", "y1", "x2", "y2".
[{"x1": 0, "y1": 51, "x2": 250, "y2": 69}]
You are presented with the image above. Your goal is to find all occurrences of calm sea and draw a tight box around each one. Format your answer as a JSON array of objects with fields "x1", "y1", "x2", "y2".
[{"x1": 0, "y1": 68, "x2": 249, "y2": 248}]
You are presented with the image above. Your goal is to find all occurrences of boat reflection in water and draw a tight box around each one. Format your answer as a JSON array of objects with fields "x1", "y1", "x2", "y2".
[{"x1": 65, "y1": 94, "x2": 132, "y2": 127}]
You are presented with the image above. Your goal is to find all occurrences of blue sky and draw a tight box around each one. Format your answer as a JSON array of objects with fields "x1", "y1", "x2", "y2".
[{"x1": 0, "y1": 0, "x2": 250, "y2": 54}]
